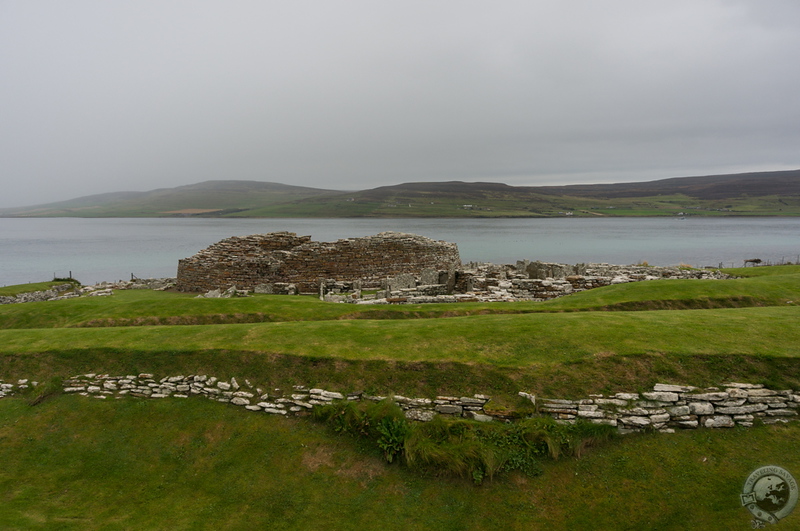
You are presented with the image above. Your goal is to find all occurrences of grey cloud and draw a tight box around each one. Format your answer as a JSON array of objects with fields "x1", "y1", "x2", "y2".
[{"x1": 2, "y1": 1, "x2": 799, "y2": 207}]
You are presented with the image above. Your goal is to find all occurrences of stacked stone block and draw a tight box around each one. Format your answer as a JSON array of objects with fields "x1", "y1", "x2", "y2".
[
  {"x1": 538, "y1": 383, "x2": 799, "y2": 432},
  {"x1": 176, "y1": 232, "x2": 461, "y2": 293}
]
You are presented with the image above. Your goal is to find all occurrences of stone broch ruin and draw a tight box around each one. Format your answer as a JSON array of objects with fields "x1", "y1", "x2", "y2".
[
  {"x1": 176, "y1": 231, "x2": 729, "y2": 300},
  {"x1": 176, "y1": 231, "x2": 461, "y2": 293}
]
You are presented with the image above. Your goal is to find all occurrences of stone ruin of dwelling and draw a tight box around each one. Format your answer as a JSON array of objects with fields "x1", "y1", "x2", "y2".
[
  {"x1": 175, "y1": 231, "x2": 462, "y2": 294},
  {"x1": 176, "y1": 231, "x2": 732, "y2": 303}
]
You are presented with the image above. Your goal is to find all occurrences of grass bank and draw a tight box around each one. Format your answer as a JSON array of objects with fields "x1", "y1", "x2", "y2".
[
  {"x1": 0, "y1": 395, "x2": 797, "y2": 529},
  {"x1": 2, "y1": 306, "x2": 799, "y2": 366},
  {"x1": 1, "y1": 266, "x2": 800, "y2": 528}
]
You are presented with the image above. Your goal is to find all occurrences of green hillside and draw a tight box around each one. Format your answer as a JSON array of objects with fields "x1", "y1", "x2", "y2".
[
  {"x1": 4, "y1": 169, "x2": 800, "y2": 218},
  {"x1": 1, "y1": 180, "x2": 339, "y2": 217}
]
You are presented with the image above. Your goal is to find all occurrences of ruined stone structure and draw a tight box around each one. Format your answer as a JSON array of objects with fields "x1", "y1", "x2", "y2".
[{"x1": 175, "y1": 232, "x2": 461, "y2": 293}]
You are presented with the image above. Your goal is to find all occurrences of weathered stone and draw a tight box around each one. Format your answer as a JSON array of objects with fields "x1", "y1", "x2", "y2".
[
  {"x1": 232, "y1": 391, "x2": 254, "y2": 398},
  {"x1": 614, "y1": 393, "x2": 639, "y2": 400},
  {"x1": 317, "y1": 390, "x2": 344, "y2": 400},
  {"x1": 747, "y1": 389, "x2": 778, "y2": 397},
  {"x1": 620, "y1": 416, "x2": 651, "y2": 427},
  {"x1": 435, "y1": 404, "x2": 463, "y2": 415},
  {"x1": 685, "y1": 392, "x2": 728, "y2": 402},
  {"x1": 748, "y1": 396, "x2": 786, "y2": 404},
  {"x1": 704, "y1": 415, "x2": 735, "y2": 428},
  {"x1": 542, "y1": 407, "x2": 578, "y2": 415},
  {"x1": 723, "y1": 382, "x2": 763, "y2": 389},
  {"x1": 458, "y1": 397, "x2": 486, "y2": 406},
  {"x1": 726, "y1": 388, "x2": 749, "y2": 399},
  {"x1": 716, "y1": 404, "x2": 769, "y2": 415},
  {"x1": 542, "y1": 399, "x2": 576, "y2": 405},
  {"x1": 593, "y1": 398, "x2": 629, "y2": 407},
  {"x1": 717, "y1": 399, "x2": 747, "y2": 407},
  {"x1": 654, "y1": 383, "x2": 696, "y2": 393},
  {"x1": 230, "y1": 397, "x2": 250, "y2": 406},
  {"x1": 577, "y1": 410, "x2": 606, "y2": 419},
  {"x1": 624, "y1": 407, "x2": 654, "y2": 416},
  {"x1": 688, "y1": 402, "x2": 715, "y2": 415},
  {"x1": 465, "y1": 411, "x2": 493, "y2": 422},
  {"x1": 405, "y1": 409, "x2": 436, "y2": 422},
  {"x1": 667, "y1": 406, "x2": 691, "y2": 417},
  {"x1": 765, "y1": 409, "x2": 798, "y2": 416},
  {"x1": 650, "y1": 413, "x2": 671, "y2": 423}
]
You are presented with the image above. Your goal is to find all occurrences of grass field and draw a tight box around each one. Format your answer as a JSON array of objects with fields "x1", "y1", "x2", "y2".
[{"x1": 1, "y1": 265, "x2": 799, "y2": 528}]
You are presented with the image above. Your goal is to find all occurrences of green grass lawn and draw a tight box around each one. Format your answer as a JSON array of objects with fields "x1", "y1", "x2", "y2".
[
  {"x1": 3, "y1": 265, "x2": 800, "y2": 330},
  {"x1": 1, "y1": 265, "x2": 800, "y2": 528},
  {"x1": 0, "y1": 395, "x2": 797, "y2": 530},
  {"x1": 2, "y1": 305, "x2": 800, "y2": 365}
]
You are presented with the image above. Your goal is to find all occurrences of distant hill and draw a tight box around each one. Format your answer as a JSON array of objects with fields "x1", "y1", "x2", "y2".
[
  {"x1": 2, "y1": 181, "x2": 341, "y2": 217},
  {"x1": 533, "y1": 169, "x2": 800, "y2": 200},
  {"x1": 3, "y1": 170, "x2": 800, "y2": 218}
]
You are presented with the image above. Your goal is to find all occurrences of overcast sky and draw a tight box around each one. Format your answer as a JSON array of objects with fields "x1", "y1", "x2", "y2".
[{"x1": 2, "y1": 1, "x2": 800, "y2": 208}]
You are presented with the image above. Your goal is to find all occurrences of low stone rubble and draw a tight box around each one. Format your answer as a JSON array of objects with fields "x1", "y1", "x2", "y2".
[
  {"x1": 0, "y1": 278, "x2": 176, "y2": 305},
  {"x1": 0, "y1": 283, "x2": 77, "y2": 305},
  {"x1": 2, "y1": 375, "x2": 796, "y2": 433},
  {"x1": 349, "y1": 261, "x2": 731, "y2": 304}
]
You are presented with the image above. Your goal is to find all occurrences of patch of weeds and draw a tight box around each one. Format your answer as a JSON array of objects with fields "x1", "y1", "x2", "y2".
[{"x1": 376, "y1": 417, "x2": 410, "y2": 463}]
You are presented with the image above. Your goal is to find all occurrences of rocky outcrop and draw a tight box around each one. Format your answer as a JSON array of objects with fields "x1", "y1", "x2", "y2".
[{"x1": 176, "y1": 232, "x2": 461, "y2": 293}]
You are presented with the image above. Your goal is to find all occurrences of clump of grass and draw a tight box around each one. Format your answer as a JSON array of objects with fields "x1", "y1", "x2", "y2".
[
  {"x1": 26, "y1": 376, "x2": 63, "y2": 406},
  {"x1": 406, "y1": 416, "x2": 616, "y2": 483},
  {"x1": 315, "y1": 400, "x2": 616, "y2": 484}
]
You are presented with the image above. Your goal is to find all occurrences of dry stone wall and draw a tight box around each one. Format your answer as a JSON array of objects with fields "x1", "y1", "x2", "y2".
[
  {"x1": 537, "y1": 382, "x2": 799, "y2": 433},
  {"x1": 2, "y1": 376, "x2": 796, "y2": 433},
  {"x1": 176, "y1": 232, "x2": 461, "y2": 293}
]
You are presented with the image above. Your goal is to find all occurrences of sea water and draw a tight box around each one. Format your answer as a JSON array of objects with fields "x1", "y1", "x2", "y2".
[{"x1": 1, "y1": 217, "x2": 799, "y2": 286}]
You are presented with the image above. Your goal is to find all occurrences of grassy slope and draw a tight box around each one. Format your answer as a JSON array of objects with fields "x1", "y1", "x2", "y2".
[
  {"x1": 0, "y1": 280, "x2": 78, "y2": 297},
  {"x1": 2, "y1": 266, "x2": 800, "y2": 398},
  {"x1": 0, "y1": 396, "x2": 798, "y2": 530},
  {"x1": 232, "y1": 191, "x2": 800, "y2": 218},
  {"x1": 6, "y1": 171, "x2": 800, "y2": 218},
  {"x1": 2, "y1": 306, "x2": 800, "y2": 364},
  {"x1": 1, "y1": 266, "x2": 800, "y2": 528},
  {"x1": 3, "y1": 265, "x2": 799, "y2": 330}
]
